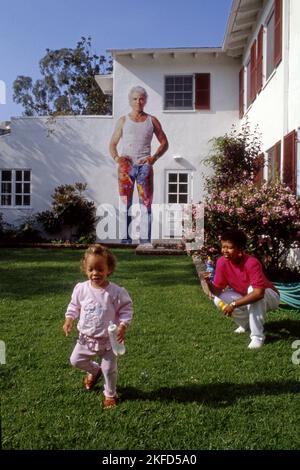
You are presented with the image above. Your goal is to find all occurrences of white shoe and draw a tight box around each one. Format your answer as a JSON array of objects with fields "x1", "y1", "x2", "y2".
[
  {"x1": 248, "y1": 338, "x2": 264, "y2": 349},
  {"x1": 139, "y1": 242, "x2": 153, "y2": 248},
  {"x1": 234, "y1": 326, "x2": 247, "y2": 334}
]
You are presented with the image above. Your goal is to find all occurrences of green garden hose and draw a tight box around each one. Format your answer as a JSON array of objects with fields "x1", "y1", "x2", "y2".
[{"x1": 274, "y1": 282, "x2": 300, "y2": 310}]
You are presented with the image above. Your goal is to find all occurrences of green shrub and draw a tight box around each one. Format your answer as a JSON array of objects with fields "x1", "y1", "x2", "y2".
[{"x1": 36, "y1": 183, "x2": 97, "y2": 241}]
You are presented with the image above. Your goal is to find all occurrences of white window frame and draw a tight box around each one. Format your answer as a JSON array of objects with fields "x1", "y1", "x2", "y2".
[
  {"x1": 166, "y1": 170, "x2": 192, "y2": 204},
  {"x1": 164, "y1": 74, "x2": 195, "y2": 111},
  {"x1": 265, "y1": 7, "x2": 275, "y2": 81},
  {"x1": 163, "y1": 170, "x2": 193, "y2": 238},
  {"x1": 0, "y1": 169, "x2": 32, "y2": 208},
  {"x1": 245, "y1": 57, "x2": 251, "y2": 110}
]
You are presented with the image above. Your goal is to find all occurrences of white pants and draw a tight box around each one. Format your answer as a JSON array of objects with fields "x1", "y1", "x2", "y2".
[{"x1": 219, "y1": 287, "x2": 280, "y2": 342}]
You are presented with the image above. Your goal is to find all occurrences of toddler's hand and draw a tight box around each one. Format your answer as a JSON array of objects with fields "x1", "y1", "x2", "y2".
[
  {"x1": 117, "y1": 324, "x2": 126, "y2": 343},
  {"x1": 63, "y1": 318, "x2": 74, "y2": 336}
]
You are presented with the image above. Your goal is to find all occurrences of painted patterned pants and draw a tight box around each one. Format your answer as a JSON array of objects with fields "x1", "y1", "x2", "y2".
[
  {"x1": 118, "y1": 160, "x2": 153, "y2": 242},
  {"x1": 70, "y1": 342, "x2": 117, "y2": 398},
  {"x1": 219, "y1": 286, "x2": 280, "y2": 342}
]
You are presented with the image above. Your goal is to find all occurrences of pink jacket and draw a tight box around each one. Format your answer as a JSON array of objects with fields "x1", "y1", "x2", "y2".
[{"x1": 65, "y1": 281, "x2": 133, "y2": 339}]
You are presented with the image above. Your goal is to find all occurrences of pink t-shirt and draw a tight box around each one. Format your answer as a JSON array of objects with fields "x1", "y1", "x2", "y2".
[{"x1": 213, "y1": 254, "x2": 276, "y2": 295}]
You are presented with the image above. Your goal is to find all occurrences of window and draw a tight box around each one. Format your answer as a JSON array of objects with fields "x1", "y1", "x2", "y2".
[
  {"x1": 165, "y1": 75, "x2": 193, "y2": 110},
  {"x1": 246, "y1": 59, "x2": 251, "y2": 109},
  {"x1": 266, "y1": 0, "x2": 282, "y2": 80},
  {"x1": 167, "y1": 172, "x2": 189, "y2": 203},
  {"x1": 283, "y1": 131, "x2": 296, "y2": 192},
  {"x1": 266, "y1": 10, "x2": 275, "y2": 79},
  {"x1": 267, "y1": 141, "x2": 281, "y2": 181},
  {"x1": 0, "y1": 169, "x2": 31, "y2": 207},
  {"x1": 239, "y1": 67, "x2": 244, "y2": 118},
  {"x1": 250, "y1": 40, "x2": 257, "y2": 103},
  {"x1": 164, "y1": 171, "x2": 192, "y2": 238},
  {"x1": 164, "y1": 74, "x2": 210, "y2": 110}
]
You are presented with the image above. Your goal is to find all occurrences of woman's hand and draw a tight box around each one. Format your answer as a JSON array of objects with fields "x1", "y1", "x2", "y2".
[
  {"x1": 63, "y1": 318, "x2": 74, "y2": 336},
  {"x1": 223, "y1": 304, "x2": 235, "y2": 317}
]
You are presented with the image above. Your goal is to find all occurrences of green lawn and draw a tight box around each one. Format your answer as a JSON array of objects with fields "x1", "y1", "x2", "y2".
[{"x1": 0, "y1": 248, "x2": 300, "y2": 450}]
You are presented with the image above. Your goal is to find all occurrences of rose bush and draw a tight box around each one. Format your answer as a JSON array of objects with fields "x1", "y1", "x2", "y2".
[{"x1": 185, "y1": 124, "x2": 300, "y2": 280}]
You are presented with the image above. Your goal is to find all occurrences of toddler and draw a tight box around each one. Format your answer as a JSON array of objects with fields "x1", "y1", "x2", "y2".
[{"x1": 63, "y1": 244, "x2": 133, "y2": 409}]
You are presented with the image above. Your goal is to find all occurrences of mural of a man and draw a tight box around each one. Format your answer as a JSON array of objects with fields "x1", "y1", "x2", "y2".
[{"x1": 109, "y1": 86, "x2": 168, "y2": 244}]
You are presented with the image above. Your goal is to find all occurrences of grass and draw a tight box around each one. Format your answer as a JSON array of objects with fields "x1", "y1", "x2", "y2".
[{"x1": 0, "y1": 247, "x2": 300, "y2": 450}]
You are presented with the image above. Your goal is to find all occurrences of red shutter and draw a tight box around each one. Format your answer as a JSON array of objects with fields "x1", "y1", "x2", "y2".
[
  {"x1": 250, "y1": 40, "x2": 257, "y2": 103},
  {"x1": 239, "y1": 66, "x2": 244, "y2": 118},
  {"x1": 283, "y1": 130, "x2": 296, "y2": 192},
  {"x1": 195, "y1": 73, "x2": 210, "y2": 110},
  {"x1": 254, "y1": 153, "x2": 265, "y2": 184},
  {"x1": 274, "y1": 140, "x2": 281, "y2": 178},
  {"x1": 274, "y1": 0, "x2": 282, "y2": 67},
  {"x1": 256, "y1": 26, "x2": 264, "y2": 93}
]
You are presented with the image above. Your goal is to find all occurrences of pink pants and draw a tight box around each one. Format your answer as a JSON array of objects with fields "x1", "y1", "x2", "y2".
[{"x1": 70, "y1": 341, "x2": 117, "y2": 398}]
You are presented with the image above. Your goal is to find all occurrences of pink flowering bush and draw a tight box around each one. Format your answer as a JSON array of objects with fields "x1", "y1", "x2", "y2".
[
  {"x1": 185, "y1": 124, "x2": 300, "y2": 280},
  {"x1": 202, "y1": 181, "x2": 300, "y2": 278}
]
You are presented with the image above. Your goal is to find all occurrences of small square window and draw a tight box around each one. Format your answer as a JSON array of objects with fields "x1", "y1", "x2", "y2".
[
  {"x1": 179, "y1": 174, "x2": 188, "y2": 182},
  {"x1": 16, "y1": 170, "x2": 23, "y2": 181},
  {"x1": 2, "y1": 170, "x2": 12, "y2": 181},
  {"x1": 15, "y1": 183, "x2": 23, "y2": 193},
  {"x1": 169, "y1": 194, "x2": 177, "y2": 203}
]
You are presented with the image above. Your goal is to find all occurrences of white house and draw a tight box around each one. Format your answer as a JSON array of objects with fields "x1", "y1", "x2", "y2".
[{"x1": 0, "y1": 0, "x2": 299, "y2": 242}]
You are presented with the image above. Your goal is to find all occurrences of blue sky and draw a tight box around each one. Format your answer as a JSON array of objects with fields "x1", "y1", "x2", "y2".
[{"x1": 0, "y1": 0, "x2": 232, "y2": 121}]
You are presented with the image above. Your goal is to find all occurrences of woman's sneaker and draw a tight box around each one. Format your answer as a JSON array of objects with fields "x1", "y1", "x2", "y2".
[{"x1": 234, "y1": 326, "x2": 248, "y2": 334}]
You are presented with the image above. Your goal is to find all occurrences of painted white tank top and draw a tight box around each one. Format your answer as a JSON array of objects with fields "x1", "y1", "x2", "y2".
[{"x1": 122, "y1": 114, "x2": 154, "y2": 164}]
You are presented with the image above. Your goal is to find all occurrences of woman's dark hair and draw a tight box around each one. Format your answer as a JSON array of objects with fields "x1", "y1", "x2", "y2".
[{"x1": 220, "y1": 230, "x2": 247, "y2": 250}]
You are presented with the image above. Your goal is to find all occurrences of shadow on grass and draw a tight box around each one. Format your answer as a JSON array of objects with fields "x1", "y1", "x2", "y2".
[
  {"x1": 265, "y1": 319, "x2": 300, "y2": 342},
  {"x1": 118, "y1": 380, "x2": 300, "y2": 408}
]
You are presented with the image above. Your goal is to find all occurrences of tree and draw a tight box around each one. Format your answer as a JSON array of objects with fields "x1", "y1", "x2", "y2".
[{"x1": 13, "y1": 37, "x2": 112, "y2": 116}]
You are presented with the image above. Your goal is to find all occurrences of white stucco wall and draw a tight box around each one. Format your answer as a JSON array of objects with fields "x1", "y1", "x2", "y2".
[
  {"x1": 0, "y1": 116, "x2": 116, "y2": 226},
  {"x1": 112, "y1": 52, "x2": 240, "y2": 206},
  {"x1": 0, "y1": 52, "x2": 240, "y2": 240}
]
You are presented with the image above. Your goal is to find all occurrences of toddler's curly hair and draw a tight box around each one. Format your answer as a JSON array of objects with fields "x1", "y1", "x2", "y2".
[{"x1": 81, "y1": 244, "x2": 117, "y2": 274}]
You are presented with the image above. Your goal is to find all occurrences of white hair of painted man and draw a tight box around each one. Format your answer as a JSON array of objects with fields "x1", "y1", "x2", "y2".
[{"x1": 128, "y1": 86, "x2": 148, "y2": 102}]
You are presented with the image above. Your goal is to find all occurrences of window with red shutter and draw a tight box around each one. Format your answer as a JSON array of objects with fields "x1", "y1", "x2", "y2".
[
  {"x1": 267, "y1": 140, "x2": 281, "y2": 181},
  {"x1": 254, "y1": 154, "x2": 265, "y2": 185},
  {"x1": 239, "y1": 67, "x2": 244, "y2": 118},
  {"x1": 274, "y1": 0, "x2": 282, "y2": 67},
  {"x1": 256, "y1": 26, "x2": 264, "y2": 93},
  {"x1": 195, "y1": 73, "x2": 210, "y2": 110},
  {"x1": 250, "y1": 40, "x2": 257, "y2": 103},
  {"x1": 283, "y1": 130, "x2": 296, "y2": 192}
]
